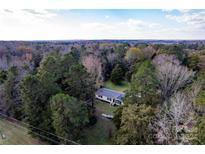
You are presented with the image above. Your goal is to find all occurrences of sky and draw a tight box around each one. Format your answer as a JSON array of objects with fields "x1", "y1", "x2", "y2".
[{"x1": 0, "y1": 9, "x2": 205, "y2": 40}]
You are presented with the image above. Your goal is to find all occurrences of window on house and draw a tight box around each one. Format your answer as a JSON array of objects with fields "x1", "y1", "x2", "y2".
[
  {"x1": 107, "y1": 97, "x2": 112, "y2": 101},
  {"x1": 115, "y1": 100, "x2": 121, "y2": 105}
]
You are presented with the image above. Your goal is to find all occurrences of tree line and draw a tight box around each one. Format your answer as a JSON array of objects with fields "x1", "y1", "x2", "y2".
[{"x1": 1, "y1": 42, "x2": 205, "y2": 144}]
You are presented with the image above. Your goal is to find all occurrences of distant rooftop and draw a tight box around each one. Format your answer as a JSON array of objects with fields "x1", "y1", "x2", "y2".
[{"x1": 96, "y1": 88, "x2": 125, "y2": 100}]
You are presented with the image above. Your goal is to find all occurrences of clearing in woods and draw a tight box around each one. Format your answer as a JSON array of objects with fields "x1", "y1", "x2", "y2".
[
  {"x1": 79, "y1": 101, "x2": 117, "y2": 145},
  {"x1": 103, "y1": 80, "x2": 129, "y2": 92}
]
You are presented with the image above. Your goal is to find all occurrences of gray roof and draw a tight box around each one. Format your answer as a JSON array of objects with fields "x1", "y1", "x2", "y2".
[{"x1": 96, "y1": 88, "x2": 125, "y2": 100}]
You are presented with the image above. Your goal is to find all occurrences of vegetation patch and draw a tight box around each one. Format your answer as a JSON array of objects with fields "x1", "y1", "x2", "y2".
[
  {"x1": 79, "y1": 101, "x2": 117, "y2": 145},
  {"x1": 103, "y1": 80, "x2": 129, "y2": 92},
  {"x1": 0, "y1": 118, "x2": 45, "y2": 145}
]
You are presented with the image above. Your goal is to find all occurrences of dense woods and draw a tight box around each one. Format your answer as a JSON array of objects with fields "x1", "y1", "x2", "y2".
[{"x1": 1, "y1": 40, "x2": 205, "y2": 144}]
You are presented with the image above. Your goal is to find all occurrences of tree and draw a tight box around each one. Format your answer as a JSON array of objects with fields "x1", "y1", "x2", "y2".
[
  {"x1": 50, "y1": 93, "x2": 89, "y2": 143},
  {"x1": 140, "y1": 45, "x2": 156, "y2": 60},
  {"x1": 194, "y1": 89, "x2": 205, "y2": 114},
  {"x1": 155, "y1": 83, "x2": 201, "y2": 144},
  {"x1": 21, "y1": 75, "x2": 59, "y2": 138},
  {"x1": 37, "y1": 53, "x2": 62, "y2": 83},
  {"x1": 116, "y1": 43, "x2": 129, "y2": 58},
  {"x1": 20, "y1": 52, "x2": 94, "y2": 143},
  {"x1": 32, "y1": 52, "x2": 43, "y2": 69},
  {"x1": 113, "y1": 106, "x2": 123, "y2": 129},
  {"x1": 125, "y1": 47, "x2": 142, "y2": 64},
  {"x1": 157, "y1": 44, "x2": 185, "y2": 62},
  {"x1": 153, "y1": 54, "x2": 195, "y2": 100},
  {"x1": 185, "y1": 54, "x2": 200, "y2": 71},
  {"x1": 21, "y1": 54, "x2": 62, "y2": 142},
  {"x1": 192, "y1": 116, "x2": 205, "y2": 144},
  {"x1": 37, "y1": 54, "x2": 62, "y2": 94},
  {"x1": 81, "y1": 53, "x2": 103, "y2": 84},
  {"x1": 115, "y1": 104, "x2": 154, "y2": 144},
  {"x1": 63, "y1": 64, "x2": 95, "y2": 102},
  {"x1": 195, "y1": 90, "x2": 205, "y2": 106},
  {"x1": 70, "y1": 47, "x2": 81, "y2": 61},
  {"x1": 2, "y1": 66, "x2": 22, "y2": 118},
  {"x1": 4, "y1": 68, "x2": 15, "y2": 116},
  {"x1": 0, "y1": 69, "x2": 7, "y2": 84},
  {"x1": 61, "y1": 53, "x2": 77, "y2": 73},
  {"x1": 110, "y1": 64, "x2": 125, "y2": 85},
  {"x1": 168, "y1": 45, "x2": 185, "y2": 62},
  {"x1": 125, "y1": 60, "x2": 161, "y2": 107}
]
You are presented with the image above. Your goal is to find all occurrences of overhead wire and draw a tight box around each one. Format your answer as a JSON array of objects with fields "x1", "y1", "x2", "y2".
[{"x1": 0, "y1": 112, "x2": 80, "y2": 145}]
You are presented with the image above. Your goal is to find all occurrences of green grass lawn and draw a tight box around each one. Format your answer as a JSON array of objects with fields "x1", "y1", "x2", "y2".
[
  {"x1": 95, "y1": 100, "x2": 117, "y2": 115},
  {"x1": 0, "y1": 118, "x2": 45, "y2": 145},
  {"x1": 103, "y1": 80, "x2": 129, "y2": 92},
  {"x1": 79, "y1": 101, "x2": 118, "y2": 145}
]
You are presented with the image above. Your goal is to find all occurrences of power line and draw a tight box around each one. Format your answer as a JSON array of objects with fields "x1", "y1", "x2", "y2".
[
  {"x1": 0, "y1": 119, "x2": 29, "y2": 144},
  {"x1": 0, "y1": 112, "x2": 80, "y2": 145},
  {"x1": 0, "y1": 118, "x2": 60, "y2": 144},
  {"x1": 0, "y1": 112, "x2": 79, "y2": 144}
]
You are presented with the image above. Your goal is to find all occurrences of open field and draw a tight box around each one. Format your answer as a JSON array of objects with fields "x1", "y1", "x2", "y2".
[
  {"x1": 79, "y1": 101, "x2": 117, "y2": 145},
  {"x1": 0, "y1": 118, "x2": 45, "y2": 145},
  {"x1": 103, "y1": 80, "x2": 129, "y2": 92}
]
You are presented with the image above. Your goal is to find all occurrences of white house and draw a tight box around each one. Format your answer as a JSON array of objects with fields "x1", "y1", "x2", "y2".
[{"x1": 95, "y1": 88, "x2": 125, "y2": 106}]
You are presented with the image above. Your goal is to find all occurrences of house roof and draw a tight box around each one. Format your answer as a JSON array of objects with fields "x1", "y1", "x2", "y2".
[{"x1": 96, "y1": 88, "x2": 125, "y2": 100}]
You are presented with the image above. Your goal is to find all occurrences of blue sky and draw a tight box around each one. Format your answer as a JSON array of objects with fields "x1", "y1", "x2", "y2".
[{"x1": 0, "y1": 9, "x2": 205, "y2": 40}]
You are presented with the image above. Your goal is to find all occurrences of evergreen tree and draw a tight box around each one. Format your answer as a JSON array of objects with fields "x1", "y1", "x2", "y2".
[
  {"x1": 125, "y1": 60, "x2": 161, "y2": 107},
  {"x1": 63, "y1": 64, "x2": 95, "y2": 102},
  {"x1": 3, "y1": 67, "x2": 22, "y2": 118},
  {"x1": 110, "y1": 64, "x2": 125, "y2": 85},
  {"x1": 115, "y1": 104, "x2": 154, "y2": 144},
  {"x1": 0, "y1": 69, "x2": 7, "y2": 84},
  {"x1": 21, "y1": 75, "x2": 59, "y2": 140},
  {"x1": 50, "y1": 93, "x2": 89, "y2": 143}
]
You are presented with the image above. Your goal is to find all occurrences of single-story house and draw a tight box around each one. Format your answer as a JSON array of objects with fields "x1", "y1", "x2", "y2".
[{"x1": 95, "y1": 88, "x2": 125, "y2": 106}]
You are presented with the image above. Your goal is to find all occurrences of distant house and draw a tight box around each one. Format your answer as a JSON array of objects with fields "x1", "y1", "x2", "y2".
[{"x1": 95, "y1": 88, "x2": 125, "y2": 106}]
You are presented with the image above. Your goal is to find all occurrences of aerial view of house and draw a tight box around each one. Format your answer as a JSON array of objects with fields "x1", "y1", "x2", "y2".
[
  {"x1": 0, "y1": 6, "x2": 205, "y2": 148},
  {"x1": 95, "y1": 88, "x2": 125, "y2": 105}
]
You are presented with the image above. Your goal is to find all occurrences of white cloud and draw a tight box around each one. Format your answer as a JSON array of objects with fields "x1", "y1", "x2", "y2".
[
  {"x1": 0, "y1": 9, "x2": 57, "y2": 27},
  {"x1": 177, "y1": 9, "x2": 193, "y2": 13},
  {"x1": 79, "y1": 19, "x2": 164, "y2": 39},
  {"x1": 0, "y1": 9, "x2": 70, "y2": 40},
  {"x1": 166, "y1": 10, "x2": 205, "y2": 30},
  {"x1": 119, "y1": 18, "x2": 146, "y2": 29},
  {"x1": 162, "y1": 9, "x2": 193, "y2": 13},
  {"x1": 81, "y1": 22, "x2": 114, "y2": 33},
  {"x1": 0, "y1": 9, "x2": 204, "y2": 40},
  {"x1": 148, "y1": 23, "x2": 162, "y2": 28},
  {"x1": 162, "y1": 9, "x2": 175, "y2": 12}
]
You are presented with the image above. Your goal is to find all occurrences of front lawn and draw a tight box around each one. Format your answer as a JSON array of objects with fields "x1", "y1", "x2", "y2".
[
  {"x1": 95, "y1": 100, "x2": 117, "y2": 115},
  {"x1": 103, "y1": 80, "x2": 129, "y2": 92}
]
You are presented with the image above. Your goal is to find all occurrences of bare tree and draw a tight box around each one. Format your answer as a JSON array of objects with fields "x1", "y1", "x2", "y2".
[
  {"x1": 81, "y1": 53, "x2": 103, "y2": 84},
  {"x1": 153, "y1": 54, "x2": 195, "y2": 100},
  {"x1": 107, "y1": 52, "x2": 118, "y2": 65},
  {"x1": 141, "y1": 45, "x2": 156, "y2": 59},
  {"x1": 155, "y1": 83, "x2": 201, "y2": 144},
  {"x1": 153, "y1": 54, "x2": 180, "y2": 66}
]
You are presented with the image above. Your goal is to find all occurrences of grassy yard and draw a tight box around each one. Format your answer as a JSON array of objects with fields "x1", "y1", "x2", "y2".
[
  {"x1": 95, "y1": 100, "x2": 117, "y2": 115},
  {"x1": 0, "y1": 118, "x2": 45, "y2": 145},
  {"x1": 103, "y1": 80, "x2": 129, "y2": 92},
  {"x1": 79, "y1": 101, "x2": 118, "y2": 145}
]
